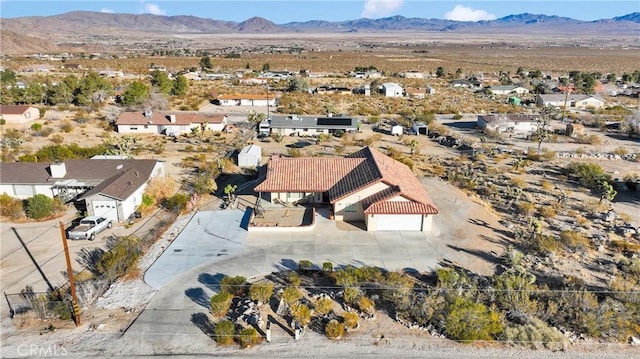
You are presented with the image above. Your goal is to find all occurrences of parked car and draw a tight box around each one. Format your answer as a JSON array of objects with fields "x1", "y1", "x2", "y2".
[{"x1": 67, "y1": 216, "x2": 112, "y2": 241}]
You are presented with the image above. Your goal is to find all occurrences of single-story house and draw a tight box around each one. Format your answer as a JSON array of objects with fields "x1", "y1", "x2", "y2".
[
  {"x1": 0, "y1": 105, "x2": 40, "y2": 124},
  {"x1": 380, "y1": 83, "x2": 404, "y2": 97},
  {"x1": 536, "y1": 94, "x2": 605, "y2": 109},
  {"x1": 238, "y1": 144, "x2": 261, "y2": 168},
  {"x1": 450, "y1": 79, "x2": 482, "y2": 90},
  {"x1": 405, "y1": 88, "x2": 428, "y2": 99},
  {"x1": 489, "y1": 85, "x2": 530, "y2": 96},
  {"x1": 214, "y1": 94, "x2": 277, "y2": 107},
  {"x1": 400, "y1": 70, "x2": 425, "y2": 79},
  {"x1": 477, "y1": 114, "x2": 541, "y2": 135},
  {"x1": 0, "y1": 159, "x2": 164, "y2": 222},
  {"x1": 566, "y1": 123, "x2": 586, "y2": 138},
  {"x1": 264, "y1": 114, "x2": 358, "y2": 137},
  {"x1": 115, "y1": 110, "x2": 227, "y2": 135},
  {"x1": 254, "y1": 147, "x2": 438, "y2": 232},
  {"x1": 312, "y1": 86, "x2": 352, "y2": 95}
]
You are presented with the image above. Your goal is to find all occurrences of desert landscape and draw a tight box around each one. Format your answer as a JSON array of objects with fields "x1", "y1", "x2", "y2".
[{"x1": 1, "y1": 6, "x2": 639, "y2": 358}]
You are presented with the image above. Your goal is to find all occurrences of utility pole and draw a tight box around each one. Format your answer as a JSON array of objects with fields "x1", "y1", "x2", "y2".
[
  {"x1": 59, "y1": 221, "x2": 81, "y2": 326},
  {"x1": 265, "y1": 84, "x2": 270, "y2": 119}
]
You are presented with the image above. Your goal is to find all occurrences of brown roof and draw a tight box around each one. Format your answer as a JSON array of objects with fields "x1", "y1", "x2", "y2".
[
  {"x1": 0, "y1": 159, "x2": 158, "y2": 186},
  {"x1": 0, "y1": 105, "x2": 32, "y2": 115},
  {"x1": 218, "y1": 94, "x2": 275, "y2": 100},
  {"x1": 79, "y1": 167, "x2": 150, "y2": 201},
  {"x1": 116, "y1": 111, "x2": 226, "y2": 126},
  {"x1": 255, "y1": 147, "x2": 438, "y2": 215}
]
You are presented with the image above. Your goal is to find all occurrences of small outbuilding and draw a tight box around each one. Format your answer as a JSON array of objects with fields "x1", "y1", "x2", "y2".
[
  {"x1": 412, "y1": 122, "x2": 428, "y2": 135},
  {"x1": 238, "y1": 144, "x2": 262, "y2": 168},
  {"x1": 566, "y1": 123, "x2": 585, "y2": 138},
  {"x1": 390, "y1": 125, "x2": 404, "y2": 136}
]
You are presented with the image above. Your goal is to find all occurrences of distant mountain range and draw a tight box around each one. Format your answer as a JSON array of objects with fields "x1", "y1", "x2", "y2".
[{"x1": 1, "y1": 11, "x2": 638, "y2": 36}]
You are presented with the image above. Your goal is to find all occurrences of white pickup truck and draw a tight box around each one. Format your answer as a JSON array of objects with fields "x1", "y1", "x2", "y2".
[{"x1": 67, "y1": 216, "x2": 112, "y2": 241}]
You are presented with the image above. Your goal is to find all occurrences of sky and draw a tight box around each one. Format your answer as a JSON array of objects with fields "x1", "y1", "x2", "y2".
[{"x1": 0, "y1": 1, "x2": 638, "y2": 23}]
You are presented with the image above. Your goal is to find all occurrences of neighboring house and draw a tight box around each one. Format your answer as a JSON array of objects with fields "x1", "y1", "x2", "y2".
[
  {"x1": 313, "y1": 86, "x2": 352, "y2": 95},
  {"x1": 0, "y1": 159, "x2": 164, "y2": 222},
  {"x1": 238, "y1": 144, "x2": 262, "y2": 168},
  {"x1": 489, "y1": 85, "x2": 529, "y2": 96},
  {"x1": 566, "y1": 123, "x2": 586, "y2": 138},
  {"x1": 400, "y1": 70, "x2": 425, "y2": 79},
  {"x1": 116, "y1": 111, "x2": 227, "y2": 135},
  {"x1": 0, "y1": 105, "x2": 40, "y2": 124},
  {"x1": 351, "y1": 71, "x2": 382, "y2": 79},
  {"x1": 380, "y1": 82, "x2": 404, "y2": 97},
  {"x1": 450, "y1": 79, "x2": 482, "y2": 90},
  {"x1": 536, "y1": 94, "x2": 605, "y2": 109},
  {"x1": 405, "y1": 88, "x2": 427, "y2": 99},
  {"x1": 264, "y1": 114, "x2": 358, "y2": 137},
  {"x1": 477, "y1": 114, "x2": 541, "y2": 135},
  {"x1": 254, "y1": 147, "x2": 439, "y2": 232},
  {"x1": 214, "y1": 94, "x2": 277, "y2": 107}
]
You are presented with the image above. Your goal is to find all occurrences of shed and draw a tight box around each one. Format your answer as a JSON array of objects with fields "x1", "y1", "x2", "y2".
[
  {"x1": 238, "y1": 144, "x2": 262, "y2": 168},
  {"x1": 412, "y1": 122, "x2": 428, "y2": 135},
  {"x1": 566, "y1": 123, "x2": 585, "y2": 138},
  {"x1": 390, "y1": 125, "x2": 404, "y2": 136},
  {"x1": 508, "y1": 96, "x2": 521, "y2": 105}
]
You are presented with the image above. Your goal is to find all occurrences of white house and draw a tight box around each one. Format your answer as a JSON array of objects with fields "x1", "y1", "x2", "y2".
[
  {"x1": 0, "y1": 105, "x2": 40, "y2": 124},
  {"x1": 214, "y1": 94, "x2": 277, "y2": 107},
  {"x1": 489, "y1": 85, "x2": 530, "y2": 96},
  {"x1": 477, "y1": 114, "x2": 540, "y2": 135},
  {"x1": 0, "y1": 159, "x2": 164, "y2": 222},
  {"x1": 238, "y1": 144, "x2": 262, "y2": 168},
  {"x1": 255, "y1": 147, "x2": 438, "y2": 232},
  {"x1": 536, "y1": 94, "x2": 605, "y2": 109},
  {"x1": 116, "y1": 111, "x2": 227, "y2": 135},
  {"x1": 380, "y1": 83, "x2": 404, "y2": 97},
  {"x1": 265, "y1": 114, "x2": 358, "y2": 137}
]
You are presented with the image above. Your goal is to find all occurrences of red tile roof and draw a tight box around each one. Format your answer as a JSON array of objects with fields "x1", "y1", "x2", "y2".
[
  {"x1": 116, "y1": 111, "x2": 225, "y2": 126},
  {"x1": 0, "y1": 105, "x2": 32, "y2": 115},
  {"x1": 255, "y1": 147, "x2": 438, "y2": 215}
]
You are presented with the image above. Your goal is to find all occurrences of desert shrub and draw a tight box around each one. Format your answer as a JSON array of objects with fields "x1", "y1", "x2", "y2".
[
  {"x1": 325, "y1": 319, "x2": 344, "y2": 339},
  {"x1": 220, "y1": 275, "x2": 247, "y2": 296},
  {"x1": 540, "y1": 180, "x2": 553, "y2": 191},
  {"x1": 517, "y1": 202, "x2": 535, "y2": 215},
  {"x1": 52, "y1": 301, "x2": 73, "y2": 320},
  {"x1": 281, "y1": 287, "x2": 302, "y2": 307},
  {"x1": 143, "y1": 177, "x2": 177, "y2": 205},
  {"x1": 214, "y1": 320, "x2": 235, "y2": 345},
  {"x1": 559, "y1": 231, "x2": 590, "y2": 251},
  {"x1": 613, "y1": 146, "x2": 628, "y2": 156},
  {"x1": 287, "y1": 148, "x2": 302, "y2": 157},
  {"x1": 502, "y1": 318, "x2": 565, "y2": 350},
  {"x1": 289, "y1": 272, "x2": 301, "y2": 287},
  {"x1": 31, "y1": 123, "x2": 42, "y2": 131},
  {"x1": 163, "y1": 193, "x2": 189, "y2": 212},
  {"x1": 343, "y1": 287, "x2": 359, "y2": 305},
  {"x1": 343, "y1": 312, "x2": 359, "y2": 330},
  {"x1": 60, "y1": 122, "x2": 74, "y2": 133},
  {"x1": 210, "y1": 292, "x2": 232, "y2": 317},
  {"x1": 322, "y1": 261, "x2": 333, "y2": 273},
  {"x1": 540, "y1": 148, "x2": 556, "y2": 161},
  {"x1": 291, "y1": 303, "x2": 312, "y2": 327},
  {"x1": 314, "y1": 297, "x2": 334, "y2": 316},
  {"x1": 0, "y1": 119, "x2": 5, "y2": 125},
  {"x1": 96, "y1": 235, "x2": 140, "y2": 280},
  {"x1": 511, "y1": 176, "x2": 527, "y2": 188},
  {"x1": 445, "y1": 297, "x2": 503, "y2": 342},
  {"x1": 609, "y1": 240, "x2": 640, "y2": 253},
  {"x1": 0, "y1": 193, "x2": 24, "y2": 219},
  {"x1": 537, "y1": 206, "x2": 557, "y2": 219},
  {"x1": 298, "y1": 259, "x2": 313, "y2": 272},
  {"x1": 249, "y1": 282, "x2": 274, "y2": 303},
  {"x1": 566, "y1": 162, "x2": 610, "y2": 190},
  {"x1": 533, "y1": 234, "x2": 560, "y2": 254},
  {"x1": 357, "y1": 296, "x2": 375, "y2": 316},
  {"x1": 238, "y1": 327, "x2": 259, "y2": 348},
  {"x1": 26, "y1": 194, "x2": 54, "y2": 219},
  {"x1": 50, "y1": 134, "x2": 64, "y2": 144}
]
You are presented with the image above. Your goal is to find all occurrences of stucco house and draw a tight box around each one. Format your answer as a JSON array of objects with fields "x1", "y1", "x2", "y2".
[
  {"x1": 263, "y1": 114, "x2": 358, "y2": 137},
  {"x1": 380, "y1": 83, "x2": 404, "y2": 97},
  {"x1": 0, "y1": 159, "x2": 164, "y2": 222},
  {"x1": 0, "y1": 105, "x2": 40, "y2": 124},
  {"x1": 116, "y1": 110, "x2": 227, "y2": 135},
  {"x1": 254, "y1": 147, "x2": 438, "y2": 232},
  {"x1": 214, "y1": 94, "x2": 277, "y2": 107},
  {"x1": 536, "y1": 94, "x2": 605, "y2": 109},
  {"x1": 488, "y1": 85, "x2": 530, "y2": 96},
  {"x1": 477, "y1": 114, "x2": 541, "y2": 135}
]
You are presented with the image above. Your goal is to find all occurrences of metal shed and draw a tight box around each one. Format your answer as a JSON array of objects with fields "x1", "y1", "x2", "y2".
[{"x1": 238, "y1": 144, "x2": 262, "y2": 168}]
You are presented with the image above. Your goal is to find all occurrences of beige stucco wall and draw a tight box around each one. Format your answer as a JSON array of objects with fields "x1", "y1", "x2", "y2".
[
  {"x1": 1, "y1": 107, "x2": 40, "y2": 124},
  {"x1": 334, "y1": 182, "x2": 389, "y2": 221}
]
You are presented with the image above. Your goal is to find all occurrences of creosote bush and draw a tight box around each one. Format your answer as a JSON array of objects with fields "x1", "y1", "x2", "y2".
[
  {"x1": 0, "y1": 193, "x2": 24, "y2": 219},
  {"x1": 325, "y1": 319, "x2": 344, "y2": 339}
]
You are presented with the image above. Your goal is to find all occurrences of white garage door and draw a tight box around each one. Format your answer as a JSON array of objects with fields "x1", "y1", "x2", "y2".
[
  {"x1": 376, "y1": 214, "x2": 422, "y2": 231},
  {"x1": 92, "y1": 200, "x2": 118, "y2": 222}
]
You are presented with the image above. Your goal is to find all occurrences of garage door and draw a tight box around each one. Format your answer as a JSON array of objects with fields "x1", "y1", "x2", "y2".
[
  {"x1": 92, "y1": 200, "x2": 118, "y2": 222},
  {"x1": 376, "y1": 214, "x2": 422, "y2": 231}
]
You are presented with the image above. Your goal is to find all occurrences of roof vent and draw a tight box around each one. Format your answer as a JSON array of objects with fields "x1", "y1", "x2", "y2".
[
  {"x1": 169, "y1": 114, "x2": 176, "y2": 123},
  {"x1": 144, "y1": 109, "x2": 153, "y2": 118}
]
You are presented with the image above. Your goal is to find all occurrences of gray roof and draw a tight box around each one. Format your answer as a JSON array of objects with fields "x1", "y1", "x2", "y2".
[
  {"x1": 239, "y1": 144, "x2": 261, "y2": 156},
  {"x1": 538, "y1": 94, "x2": 604, "y2": 102},
  {"x1": 0, "y1": 159, "x2": 158, "y2": 186},
  {"x1": 269, "y1": 115, "x2": 357, "y2": 130},
  {"x1": 478, "y1": 114, "x2": 540, "y2": 124}
]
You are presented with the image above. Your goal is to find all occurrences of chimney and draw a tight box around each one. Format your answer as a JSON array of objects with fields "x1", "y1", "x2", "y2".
[
  {"x1": 169, "y1": 114, "x2": 176, "y2": 123},
  {"x1": 49, "y1": 162, "x2": 67, "y2": 178}
]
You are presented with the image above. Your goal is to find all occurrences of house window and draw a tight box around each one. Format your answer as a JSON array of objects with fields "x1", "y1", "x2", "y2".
[
  {"x1": 345, "y1": 203, "x2": 358, "y2": 213},
  {"x1": 144, "y1": 125, "x2": 148, "y2": 129},
  {"x1": 14, "y1": 185, "x2": 35, "y2": 197},
  {"x1": 130, "y1": 126, "x2": 138, "y2": 130}
]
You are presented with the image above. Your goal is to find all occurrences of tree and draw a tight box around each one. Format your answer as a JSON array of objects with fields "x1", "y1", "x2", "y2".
[
  {"x1": 150, "y1": 70, "x2": 172, "y2": 95},
  {"x1": 120, "y1": 81, "x2": 150, "y2": 107},
  {"x1": 262, "y1": 63, "x2": 270, "y2": 71},
  {"x1": 210, "y1": 292, "x2": 233, "y2": 317},
  {"x1": 74, "y1": 71, "x2": 112, "y2": 106},
  {"x1": 445, "y1": 297, "x2": 503, "y2": 341},
  {"x1": 200, "y1": 56, "x2": 212, "y2": 69},
  {"x1": 436, "y1": 66, "x2": 446, "y2": 78},
  {"x1": 171, "y1": 74, "x2": 188, "y2": 96},
  {"x1": 291, "y1": 303, "x2": 312, "y2": 327},
  {"x1": 220, "y1": 275, "x2": 247, "y2": 296},
  {"x1": 534, "y1": 116, "x2": 551, "y2": 151},
  {"x1": 287, "y1": 77, "x2": 309, "y2": 92},
  {"x1": 281, "y1": 287, "x2": 302, "y2": 307},
  {"x1": 214, "y1": 320, "x2": 235, "y2": 345},
  {"x1": 599, "y1": 180, "x2": 617, "y2": 204},
  {"x1": 249, "y1": 282, "x2": 274, "y2": 303},
  {"x1": 223, "y1": 184, "x2": 238, "y2": 202},
  {"x1": 247, "y1": 111, "x2": 267, "y2": 123},
  {"x1": 26, "y1": 194, "x2": 54, "y2": 220}
]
